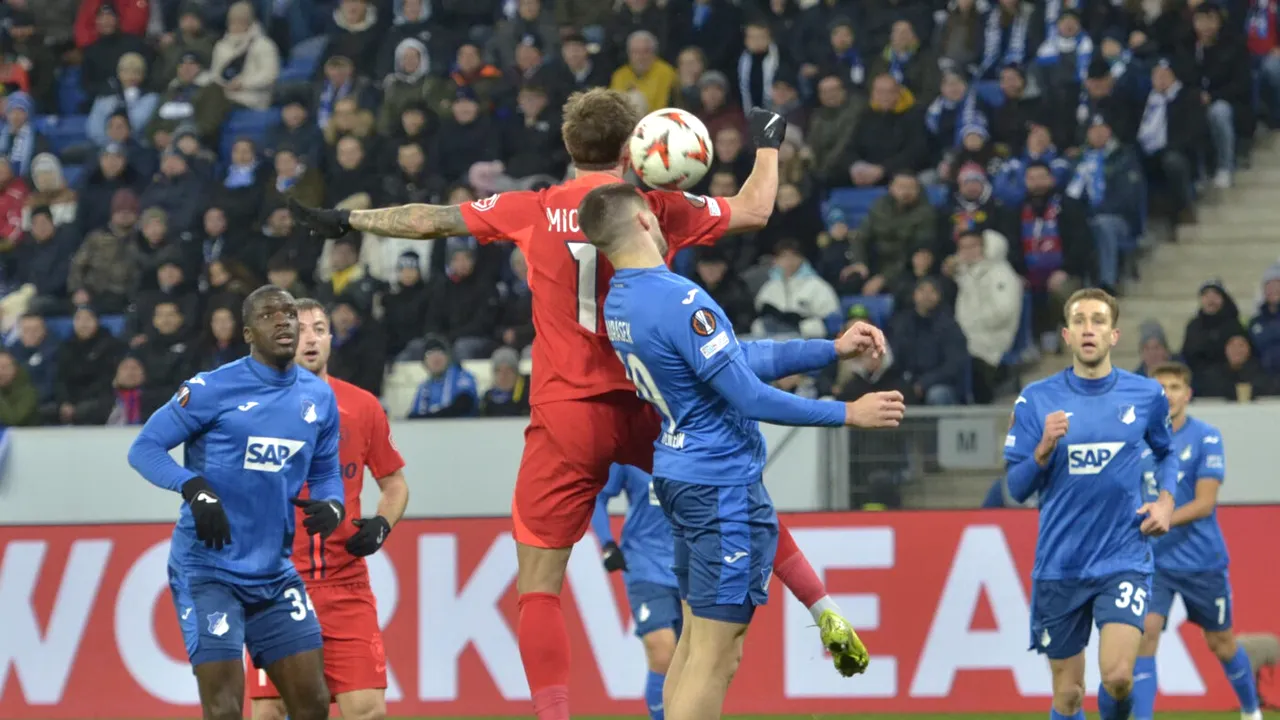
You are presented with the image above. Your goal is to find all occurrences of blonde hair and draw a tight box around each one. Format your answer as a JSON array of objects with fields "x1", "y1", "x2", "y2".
[{"x1": 117, "y1": 52, "x2": 147, "y2": 76}]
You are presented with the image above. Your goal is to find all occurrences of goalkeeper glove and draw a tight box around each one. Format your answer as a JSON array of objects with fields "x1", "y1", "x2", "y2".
[
  {"x1": 747, "y1": 107, "x2": 786, "y2": 150},
  {"x1": 182, "y1": 477, "x2": 232, "y2": 550},
  {"x1": 601, "y1": 541, "x2": 627, "y2": 572},
  {"x1": 291, "y1": 496, "x2": 345, "y2": 538},
  {"x1": 288, "y1": 198, "x2": 352, "y2": 238},
  {"x1": 345, "y1": 516, "x2": 392, "y2": 557}
]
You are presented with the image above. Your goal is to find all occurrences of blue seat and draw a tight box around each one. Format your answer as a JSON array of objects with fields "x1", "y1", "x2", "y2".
[
  {"x1": 290, "y1": 35, "x2": 328, "y2": 65},
  {"x1": 974, "y1": 80, "x2": 1004, "y2": 108},
  {"x1": 278, "y1": 58, "x2": 316, "y2": 84},
  {"x1": 63, "y1": 165, "x2": 85, "y2": 188},
  {"x1": 56, "y1": 66, "x2": 87, "y2": 116},
  {"x1": 824, "y1": 187, "x2": 887, "y2": 227},
  {"x1": 35, "y1": 115, "x2": 89, "y2": 155},
  {"x1": 840, "y1": 294, "x2": 894, "y2": 327},
  {"x1": 925, "y1": 183, "x2": 949, "y2": 207},
  {"x1": 45, "y1": 314, "x2": 126, "y2": 342},
  {"x1": 1001, "y1": 291, "x2": 1033, "y2": 366},
  {"x1": 219, "y1": 109, "x2": 280, "y2": 161}
]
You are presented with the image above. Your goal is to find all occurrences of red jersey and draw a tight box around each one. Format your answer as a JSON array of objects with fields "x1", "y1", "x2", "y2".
[
  {"x1": 294, "y1": 376, "x2": 405, "y2": 586},
  {"x1": 457, "y1": 174, "x2": 731, "y2": 406}
]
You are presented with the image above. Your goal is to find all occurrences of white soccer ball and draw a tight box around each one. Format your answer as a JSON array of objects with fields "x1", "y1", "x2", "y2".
[{"x1": 628, "y1": 108, "x2": 714, "y2": 191}]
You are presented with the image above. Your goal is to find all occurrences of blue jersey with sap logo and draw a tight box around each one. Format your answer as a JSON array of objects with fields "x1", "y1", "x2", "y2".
[
  {"x1": 1003, "y1": 369, "x2": 1178, "y2": 580},
  {"x1": 1146, "y1": 417, "x2": 1229, "y2": 572},
  {"x1": 603, "y1": 267, "x2": 845, "y2": 485},
  {"x1": 128, "y1": 357, "x2": 344, "y2": 585},
  {"x1": 591, "y1": 464, "x2": 677, "y2": 589}
]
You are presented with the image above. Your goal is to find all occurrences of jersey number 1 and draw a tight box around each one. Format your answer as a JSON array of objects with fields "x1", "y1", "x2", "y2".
[{"x1": 566, "y1": 242, "x2": 598, "y2": 332}]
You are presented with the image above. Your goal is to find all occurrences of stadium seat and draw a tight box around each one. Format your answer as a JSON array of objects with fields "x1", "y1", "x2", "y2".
[
  {"x1": 925, "y1": 183, "x2": 949, "y2": 207},
  {"x1": 35, "y1": 115, "x2": 89, "y2": 155},
  {"x1": 56, "y1": 66, "x2": 87, "y2": 116},
  {"x1": 974, "y1": 80, "x2": 1004, "y2": 108},
  {"x1": 824, "y1": 187, "x2": 887, "y2": 227},
  {"x1": 289, "y1": 36, "x2": 328, "y2": 66},
  {"x1": 219, "y1": 109, "x2": 280, "y2": 161},
  {"x1": 839, "y1": 294, "x2": 894, "y2": 326},
  {"x1": 45, "y1": 313, "x2": 126, "y2": 342},
  {"x1": 278, "y1": 59, "x2": 316, "y2": 84},
  {"x1": 63, "y1": 165, "x2": 85, "y2": 189}
]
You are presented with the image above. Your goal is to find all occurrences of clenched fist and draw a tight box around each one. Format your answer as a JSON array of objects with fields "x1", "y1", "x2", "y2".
[
  {"x1": 835, "y1": 321, "x2": 886, "y2": 360},
  {"x1": 1035, "y1": 411, "x2": 1070, "y2": 465},
  {"x1": 846, "y1": 391, "x2": 906, "y2": 428}
]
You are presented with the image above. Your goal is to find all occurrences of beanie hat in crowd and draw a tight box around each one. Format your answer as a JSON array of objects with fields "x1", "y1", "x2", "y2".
[
  {"x1": 111, "y1": 188, "x2": 140, "y2": 214},
  {"x1": 490, "y1": 346, "x2": 520, "y2": 370},
  {"x1": 1137, "y1": 319, "x2": 1168, "y2": 350},
  {"x1": 422, "y1": 333, "x2": 450, "y2": 357},
  {"x1": 1199, "y1": 278, "x2": 1228, "y2": 298},
  {"x1": 958, "y1": 162, "x2": 986, "y2": 183},
  {"x1": 824, "y1": 206, "x2": 847, "y2": 228},
  {"x1": 396, "y1": 250, "x2": 421, "y2": 271}
]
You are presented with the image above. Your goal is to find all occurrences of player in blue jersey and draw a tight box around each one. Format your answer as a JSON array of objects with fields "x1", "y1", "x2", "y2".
[
  {"x1": 578, "y1": 183, "x2": 905, "y2": 720},
  {"x1": 1131, "y1": 361, "x2": 1261, "y2": 720},
  {"x1": 127, "y1": 285, "x2": 346, "y2": 720},
  {"x1": 1003, "y1": 287, "x2": 1178, "y2": 720}
]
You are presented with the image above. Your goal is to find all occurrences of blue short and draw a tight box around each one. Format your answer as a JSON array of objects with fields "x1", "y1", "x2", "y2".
[
  {"x1": 627, "y1": 581, "x2": 683, "y2": 639},
  {"x1": 1030, "y1": 571, "x2": 1152, "y2": 660},
  {"x1": 1150, "y1": 568, "x2": 1233, "y2": 631},
  {"x1": 651, "y1": 478, "x2": 777, "y2": 625},
  {"x1": 168, "y1": 563, "x2": 322, "y2": 669}
]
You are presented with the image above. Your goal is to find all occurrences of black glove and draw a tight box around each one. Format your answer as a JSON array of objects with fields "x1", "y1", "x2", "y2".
[
  {"x1": 182, "y1": 477, "x2": 231, "y2": 550},
  {"x1": 288, "y1": 197, "x2": 352, "y2": 239},
  {"x1": 747, "y1": 107, "x2": 786, "y2": 150},
  {"x1": 345, "y1": 516, "x2": 391, "y2": 557},
  {"x1": 291, "y1": 496, "x2": 345, "y2": 539},
  {"x1": 601, "y1": 541, "x2": 627, "y2": 572}
]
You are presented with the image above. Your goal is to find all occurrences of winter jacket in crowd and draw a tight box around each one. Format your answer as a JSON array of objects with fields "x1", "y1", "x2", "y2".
[
  {"x1": 888, "y1": 303, "x2": 969, "y2": 397},
  {"x1": 1248, "y1": 263, "x2": 1280, "y2": 375},
  {"x1": 0, "y1": 362, "x2": 38, "y2": 426},
  {"x1": 1182, "y1": 281, "x2": 1244, "y2": 384},
  {"x1": 751, "y1": 260, "x2": 841, "y2": 338},
  {"x1": 856, "y1": 190, "x2": 938, "y2": 284},
  {"x1": 954, "y1": 230, "x2": 1023, "y2": 366}
]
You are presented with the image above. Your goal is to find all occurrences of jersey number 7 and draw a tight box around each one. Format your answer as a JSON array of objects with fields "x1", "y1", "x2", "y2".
[{"x1": 617, "y1": 351, "x2": 677, "y2": 435}]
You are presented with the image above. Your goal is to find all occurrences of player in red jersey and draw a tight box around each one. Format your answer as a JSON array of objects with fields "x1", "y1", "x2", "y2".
[
  {"x1": 290, "y1": 88, "x2": 865, "y2": 720},
  {"x1": 248, "y1": 298, "x2": 408, "y2": 720}
]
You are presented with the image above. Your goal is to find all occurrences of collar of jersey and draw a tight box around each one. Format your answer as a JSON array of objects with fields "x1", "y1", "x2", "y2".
[
  {"x1": 1060, "y1": 367, "x2": 1119, "y2": 396},
  {"x1": 613, "y1": 265, "x2": 666, "y2": 276},
  {"x1": 245, "y1": 355, "x2": 299, "y2": 387}
]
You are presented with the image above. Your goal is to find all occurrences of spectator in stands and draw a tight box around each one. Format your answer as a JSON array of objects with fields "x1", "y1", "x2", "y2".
[
  {"x1": 101, "y1": 111, "x2": 158, "y2": 179},
  {"x1": 610, "y1": 0, "x2": 669, "y2": 69},
  {"x1": 1198, "y1": 332, "x2": 1279, "y2": 400},
  {"x1": 69, "y1": 188, "x2": 142, "y2": 314},
  {"x1": 1182, "y1": 279, "x2": 1244, "y2": 388},
  {"x1": 325, "y1": 0, "x2": 380, "y2": 78},
  {"x1": 672, "y1": 46, "x2": 707, "y2": 112},
  {"x1": 501, "y1": 84, "x2": 568, "y2": 181},
  {"x1": 315, "y1": 56, "x2": 375, "y2": 133},
  {"x1": 940, "y1": 161, "x2": 1006, "y2": 250},
  {"x1": 79, "y1": 144, "x2": 142, "y2": 237},
  {"x1": 53, "y1": 305, "x2": 123, "y2": 425},
  {"x1": 693, "y1": 246, "x2": 754, "y2": 330},
  {"x1": 988, "y1": 64, "x2": 1040, "y2": 155},
  {"x1": 448, "y1": 43, "x2": 506, "y2": 114},
  {"x1": 808, "y1": 14, "x2": 863, "y2": 88},
  {"x1": 13, "y1": 207, "x2": 77, "y2": 303},
  {"x1": 544, "y1": 32, "x2": 611, "y2": 111},
  {"x1": 936, "y1": 0, "x2": 986, "y2": 73},
  {"x1": 0, "y1": 157, "x2": 29, "y2": 248},
  {"x1": 379, "y1": 0, "x2": 439, "y2": 78},
  {"x1": 80, "y1": 5, "x2": 150, "y2": 100},
  {"x1": 431, "y1": 88, "x2": 500, "y2": 185},
  {"x1": 170, "y1": 125, "x2": 217, "y2": 179},
  {"x1": 1069, "y1": 56, "x2": 1138, "y2": 148},
  {"x1": 993, "y1": 122, "x2": 1070, "y2": 206},
  {"x1": 314, "y1": 234, "x2": 379, "y2": 309},
  {"x1": 265, "y1": 252, "x2": 308, "y2": 298},
  {"x1": 1193, "y1": 4, "x2": 1252, "y2": 189},
  {"x1": 694, "y1": 71, "x2": 748, "y2": 150},
  {"x1": 7, "y1": 11, "x2": 56, "y2": 113},
  {"x1": 1249, "y1": 263, "x2": 1280, "y2": 375},
  {"x1": 976, "y1": 0, "x2": 1040, "y2": 82},
  {"x1": 381, "y1": 141, "x2": 440, "y2": 207},
  {"x1": 829, "y1": 305, "x2": 899, "y2": 401},
  {"x1": 891, "y1": 240, "x2": 957, "y2": 313},
  {"x1": 23, "y1": 155, "x2": 75, "y2": 230},
  {"x1": 139, "y1": 148, "x2": 205, "y2": 234},
  {"x1": 210, "y1": 2, "x2": 281, "y2": 111},
  {"x1": 922, "y1": 70, "x2": 972, "y2": 170},
  {"x1": 754, "y1": 181, "x2": 823, "y2": 261},
  {"x1": 490, "y1": 0, "x2": 559, "y2": 71},
  {"x1": 148, "y1": 53, "x2": 229, "y2": 146},
  {"x1": 268, "y1": 91, "x2": 324, "y2": 167},
  {"x1": 425, "y1": 241, "x2": 500, "y2": 360},
  {"x1": 0, "y1": 349, "x2": 37, "y2": 426},
  {"x1": 136, "y1": 299, "x2": 195, "y2": 394},
  {"x1": 843, "y1": 73, "x2": 926, "y2": 187},
  {"x1": 672, "y1": 0, "x2": 743, "y2": 75},
  {"x1": 940, "y1": 115, "x2": 1002, "y2": 184},
  {"x1": 768, "y1": 72, "x2": 807, "y2": 133},
  {"x1": 870, "y1": 20, "x2": 940, "y2": 107},
  {"x1": 1066, "y1": 114, "x2": 1143, "y2": 294},
  {"x1": 1250, "y1": 0, "x2": 1280, "y2": 128},
  {"x1": 751, "y1": 238, "x2": 840, "y2": 338},
  {"x1": 505, "y1": 35, "x2": 551, "y2": 88},
  {"x1": 480, "y1": 346, "x2": 530, "y2": 417},
  {"x1": 153, "y1": 7, "x2": 215, "y2": 90},
  {"x1": 1014, "y1": 161, "x2": 1094, "y2": 350},
  {"x1": 952, "y1": 229, "x2": 1022, "y2": 404},
  {"x1": 555, "y1": 0, "x2": 612, "y2": 45},
  {"x1": 87, "y1": 53, "x2": 159, "y2": 149},
  {"x1": 1134, "y1": 318, "x2": 1173, "y2": 377},
  {"x1": 889, "y1": 277, "x2": 967, "y2": 405},
  {"x1": 407, "y1": 334, "x2": 478, "y2": 419},
  {"x1": 102, "y1": 354, "x2": 167, "y2": 425},
  {"x1": 0, "y1": 92, "x2": 47, "y2": 178},
  {"x1": 382, "y1": 250, "x2": 428, "y2": 359},
  {"x1": 734, "y1": 20, "x2": 784, "y2": 112},
  {"x1": 213, "y1": 138, "x2": 266, "y2": 236},
  {"x1": 324, "y1": 135, "x2": 378, "y2": 207},
  {"x1": 379, "y1": 40, "x2": 451, "y2": 137},
  {"x1": 1138, "y1": 58, "x2": 1201, "y2": 224},
  {"x1": 266, "y1": 145, "x2": 324, "y2": 208},
  {"x1": 1033, "y1": 9, "x2": 1093, "y2": 128},
  {"x1": 195, "y1": 305, "x2": 248, "y2": 371},
  {"x1": 610, "y1": 30, "x2": 676, "y2": 114},
  {"x1": 327, "y1": 296, "x2": 385, "y2": 396},
  {"x1": 855, "y1": 172, "x2": 937, "y2": 297},
  {"x1": 9, "y1": 313, "x2": 57, "y2": 406},
  {"x1": 494, "y1": 247, "x2": 534, "y2": 355}
]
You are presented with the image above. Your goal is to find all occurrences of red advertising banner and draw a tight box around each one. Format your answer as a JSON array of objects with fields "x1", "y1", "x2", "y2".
[{"x1": 1, "y1": 507, "x2": 1278, "y2": 718}]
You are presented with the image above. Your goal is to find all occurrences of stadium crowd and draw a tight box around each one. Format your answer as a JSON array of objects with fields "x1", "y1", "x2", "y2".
[{"x1": 0, "y1": 0, "x2": 1276, "y2": 425}]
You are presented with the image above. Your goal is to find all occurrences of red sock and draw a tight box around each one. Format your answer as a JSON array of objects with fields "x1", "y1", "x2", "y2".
[
  {"x1": 517, "y1": 592, "x2": 571, "y2": 720},
  {"x1": 773, "y1": 523, "x2": 827, "y2": 607}
]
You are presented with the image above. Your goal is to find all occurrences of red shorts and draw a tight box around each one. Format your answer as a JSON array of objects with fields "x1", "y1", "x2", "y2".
[
  {"x1": 248, "y1": 582, "x2": 386, "y2": 700},
  {"x1": 513, "y1": 391, "x2": 660, "y2": 548}
]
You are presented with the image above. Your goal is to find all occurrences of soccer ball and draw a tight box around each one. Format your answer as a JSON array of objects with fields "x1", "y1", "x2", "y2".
[{"x1": 628, "y1": 108, "x2": 714, "y2": 191}]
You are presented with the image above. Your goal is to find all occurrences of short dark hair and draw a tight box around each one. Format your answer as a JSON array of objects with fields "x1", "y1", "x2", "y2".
[
  {"x1": 1063, "y1": 287, "x2": 1120, "y2": 325},
  {"x1": 242, "y1": 284, "x2": 291, "y2": 321},
  {"x1": 295, "y1": 298, "x2": 325, "y2": 316},
  {"x1": 1150, "y1": 361, "x2": 1192, "y2": 384},
  {"x1": 578, "y1": 183, "x2": 646, "y2": 250}
]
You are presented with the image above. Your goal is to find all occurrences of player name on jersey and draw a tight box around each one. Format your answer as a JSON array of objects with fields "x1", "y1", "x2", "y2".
[
  {"x1": 605, "y1": 319, "x2": 633, "y2": 344},
  {"x1": 546, "y1": 208, "x2": 580, "y2": 233}
]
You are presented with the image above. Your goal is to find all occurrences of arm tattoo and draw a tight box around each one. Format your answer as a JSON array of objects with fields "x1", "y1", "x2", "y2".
[{"x1": 348, "y1": 204, "x2": 469, "y2": 239}]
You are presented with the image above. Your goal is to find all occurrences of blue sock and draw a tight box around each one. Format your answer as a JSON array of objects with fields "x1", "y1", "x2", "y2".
[
  {"x1": 1132, "y1": 654, "x2": 1158, "y2": 720},
  {"x1": 1049, "y1": 709, "x2": 1085, "y2": 719},
  {"x1": 1222, "y1": 646, "x2": 1260, "y2": 713},
  {"x1": 1098, "y1": 682, "x2": 1134, "y2": 720},
  {"x1": 644, "y1": 670, "x2": 665, "y2": 720}
]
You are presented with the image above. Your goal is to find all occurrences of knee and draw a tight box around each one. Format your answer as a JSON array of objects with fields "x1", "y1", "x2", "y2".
[
  {"x1": 206, "y1": 690, "x2": 245, "y2": 720},
  {"x1": 348, "y1": 703, "x2": 386, "y2": 720},
  {"x1": 1264, "y1": 55, "x2": 1280, "y2": 78},
  {"x1": 644, "y1": 635, "x2": 677, "y2": 674},
  {"x1": 1205, "y1": 630, "x2": 1238, "y2": 661},
  {"x1": 251, "y1": 700, "x2": 288, "y2": 720},
  {"x1": 288, "y1": 688, "x2": 332, "y2": 720},
  {"x1": 1209, "y1": 100, "x2": 1234, "y2": 123},
  {"x1": 924, "y1": 384, "x2": 958, "y2": 405},
  {"x1": 1053, "y1": 681, "x2": 1086, "y2": 713},
  {"x1": 1102, "y1": 668, "x2": 1134, "y2": 698}
]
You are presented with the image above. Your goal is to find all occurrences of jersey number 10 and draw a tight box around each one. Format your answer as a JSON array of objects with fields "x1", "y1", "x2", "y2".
[{"x1": 617, "y1": 352, "x2": 678, "y2": 438}]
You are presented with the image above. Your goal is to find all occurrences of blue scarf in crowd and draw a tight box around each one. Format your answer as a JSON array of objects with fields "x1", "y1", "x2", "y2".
[
  {"x1": 925, "y1": 91, "x2": 979, "y2": 138},
  {"x1": 1068, "y1": 146, "x2": 1108, "y2": 208},
  {"x1": 1036, "y1": 32, "x2": 1094, "y2": 84},
  {"x1": 317, "y1": 79, "x2": 353, "y2": 130},
  {"x1": 224, "y1": 160, "x2": 258, "y2": 189},
  {"x1": 1138, "y1": 80, "x2": 1180, "y2": 154},
  {"x1": 980, "y1": 5, "x2": 1030, "y2": 77},
  {"x1": 0, "y1": 122, "x2": 35, "y2": 177},
  {"x1": 1021, "y1": 195, "x2": 1065, "y2": 288},
  {"x1": 1249, "y1": 0, "x2": 1274, "y2": 41},
  {"x1": 882, "y1": 45, "x2": 917, "y2": 85}
]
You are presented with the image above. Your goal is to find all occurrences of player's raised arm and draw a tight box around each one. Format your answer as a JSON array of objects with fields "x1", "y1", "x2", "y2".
[
  {"x1": 289, "y1": 198, "x2": 470, "y2": 240},
  {"x1": 723, "y1": 108, "x2": 786, "y2": 233},
  {"x1": 1002, "y1": 394, "x2": 1053, "y2": 503},
  {"x1": 740, "y1": 321, "x2": 886, "y2": 382}
]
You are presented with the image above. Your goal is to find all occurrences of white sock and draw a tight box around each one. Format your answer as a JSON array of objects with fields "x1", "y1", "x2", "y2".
[
  {"x1": 1242, "y1": 710, "x2": 1262, "y2": 720},
  {"x1": 808, "y1": 595, "x2": 840, "y2": 624}
]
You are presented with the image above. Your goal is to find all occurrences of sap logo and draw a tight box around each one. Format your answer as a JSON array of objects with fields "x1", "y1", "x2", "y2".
[
  {"x1": 244, "y1": 436, "x2": 307, "y2": 472},
  {"x1": 1067, "y1": 442, "x2": 1126, "y2": 475}
]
